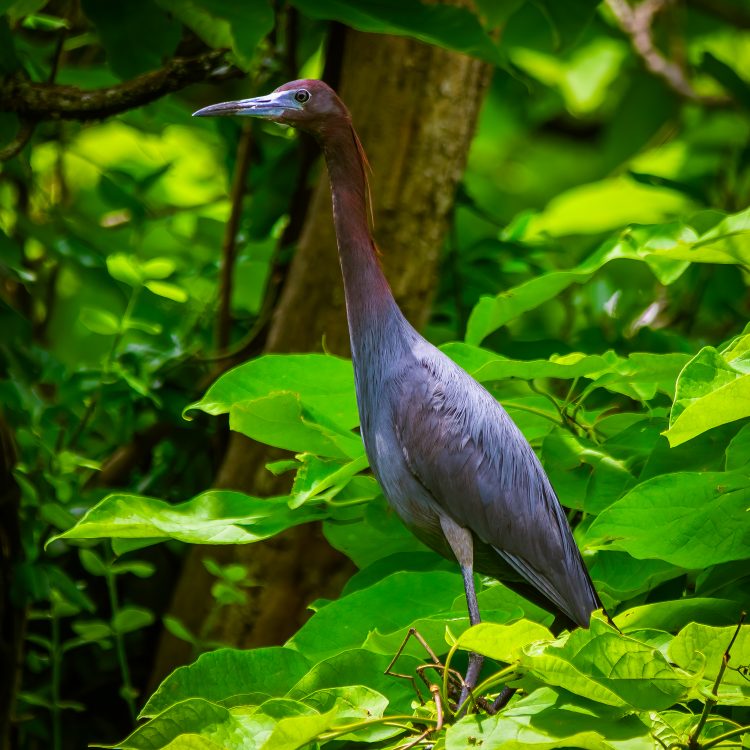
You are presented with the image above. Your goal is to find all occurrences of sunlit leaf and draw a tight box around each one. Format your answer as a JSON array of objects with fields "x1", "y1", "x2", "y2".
[
  {"x1": 585, "y1": 471, "x2": 750, "y2": 568},
  {"x1": 49, "y1": 492, "x2": 324, "y2": 546},
  {"x1": 142, "y1": 647, "x2": 311, "y2": 717}
]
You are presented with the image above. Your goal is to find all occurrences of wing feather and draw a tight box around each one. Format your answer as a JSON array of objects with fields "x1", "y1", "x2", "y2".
[{"x1": 390, "y1": 349, "x2": 600, "y2": 626}]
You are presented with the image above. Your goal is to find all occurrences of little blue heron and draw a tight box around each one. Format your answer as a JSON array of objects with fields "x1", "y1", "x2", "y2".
[{"x1": 194, "y1": 79, "x2": 603, "y2": 706}]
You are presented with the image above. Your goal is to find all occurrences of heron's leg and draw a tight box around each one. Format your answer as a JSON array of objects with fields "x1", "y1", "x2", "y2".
[{"x1": 439, "y1": 516, "x2": 484, "y2": 710}]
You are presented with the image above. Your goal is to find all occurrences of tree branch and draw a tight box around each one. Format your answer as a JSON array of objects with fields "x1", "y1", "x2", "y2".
[
  {"x1": 0, "y1": 48, "x2": 241, "y2": 121},
  {"x1": 215, "y1": 123, "x2": 254, "y2": 353},
  {"x1": 606, "y1": 0, "x2": 729, "y2": 105}
]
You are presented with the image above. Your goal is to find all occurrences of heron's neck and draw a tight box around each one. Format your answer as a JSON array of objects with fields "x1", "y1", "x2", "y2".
[{"x1": 321, "y1": 122, "x2": 398, "y2": 349}]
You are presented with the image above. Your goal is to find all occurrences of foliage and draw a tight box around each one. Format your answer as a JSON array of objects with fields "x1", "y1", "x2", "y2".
[{"x1": 1, "y1": 0, "x2": 750, "y2": 749}]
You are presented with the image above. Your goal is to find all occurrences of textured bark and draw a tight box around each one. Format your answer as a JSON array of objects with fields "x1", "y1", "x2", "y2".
[{"x1": 150, "y1": 25, "x2": 491, "y2": 687}]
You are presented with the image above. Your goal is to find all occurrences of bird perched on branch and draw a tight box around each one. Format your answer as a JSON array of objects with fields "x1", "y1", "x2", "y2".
[{"x1": 194, "y1": 79, "x2": 603, "y2": 704}]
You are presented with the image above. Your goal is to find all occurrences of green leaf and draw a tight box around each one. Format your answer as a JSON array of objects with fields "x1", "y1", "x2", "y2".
[
  {"x1": 257, "y1": 708, "x2": 338, "y2": 750},
  {"x1": 286, "y1": 648, "x2": 423, "y2": 716},
  {"x1": 81, "y1": 0, "x2": 180, "y2": 79},
  {"x1": 588, "y1": 552, "x2": 681, "y2": 602},
  {"x1": 446, "y1": 686, "x2": 652, "y2": 750},
  {"x1": 457, "y1": 620, "x2": 554, "y2": 662},
  {"x1": 72, "y1": 619, "x2": 113, "y2": 642},
  {"x1": 324, "y1": 496, "x2": 431, "y2": 568},
  {"x1": 466, "y1": 206, "x2": 750, "y2": 344},
  {"x1": 229, "y1": 393, "x2": 364, "y2": 459},
  {"x1": 289, "y1": 0, "x2": 503, "y2": 65},
  {"x1": 188, "y1": 354, "x2": 358, "y2": 430},
  {"x1": 289, "y1": 454, "x2": 369, "y2": 509},
  {"x1": 112, "y1": 606, "x2": 154, "y2": 635},
  {"x1": 79, "y1": 549, "x2": 108, "y2": 577},
  {"x1": 535, "y1": 0, "x2": 600, "y2": 51},
  {"x1": 288, "y1": 570, "x2": 466, "y2": 662},
  {"x1": 154, "y1": 0, "x2": 273, "y2": 70},
  {"x1": 109, "y1": 560, "x2": 156, "y2": 578},
  {"x1": 107, "y1": 253, "x2": 143, "y2": 287},
  {"x1": 144, "y1": 280, "x2": 188, "y2": 302},
  {"x1": 142, "y1": 647, "x2": 311, "y2": 717},
  {"x1": 586, "y1": 352, "x2": 690, "y2": 401},
  {"x1": 665, "y1": 342, "x2": 750, "y2": 445},
  {"x1": 670, "y1": 623, "x2": 750, "y2": 686},
  {"x1": 113, "y1": 698, "x2": 259, "y2": 749},
  {"x1": 614, "y1": 598, "x2": 743, "y2": 632},
  {"x1": 700, "y1": 52, "x2": 750, "y2": 109},
  {"x1": 299, "y1": 686, "x2": 391, "y2": 741},
  {"x1": 726, "y1": 422, "x2": 750, "y2": 470},
  {"x1": 519, "y1": 617, "x2": 693, "y2": 710},
  {"x1": 666, "y1": 374, "x2": 750, "y2": 446},
  {"x1": 585, "y1": 471, "x2": 750, "y2": 568},
  {"x1": 442, "y1": 342, "x2": 618, "y2": 381},
  {"x1": 80, "y1": 307, "x2": 121, "y2": 335},
  {"x1": 49, "y1": 491, "x2": 323, "y2": 546},
  {"x1": 140, "y1": 257, "x2": 177, "y2": 279}
]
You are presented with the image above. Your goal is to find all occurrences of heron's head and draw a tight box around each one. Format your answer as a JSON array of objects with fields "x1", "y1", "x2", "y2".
[{"x1": 192, "y1": 79, "x2": 349, "y2": 136}]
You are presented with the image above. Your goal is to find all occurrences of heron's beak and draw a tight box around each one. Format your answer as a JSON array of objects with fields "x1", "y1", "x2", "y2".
[{"x1": 192, "y1": 89, "x2": 302, "y2": 118}]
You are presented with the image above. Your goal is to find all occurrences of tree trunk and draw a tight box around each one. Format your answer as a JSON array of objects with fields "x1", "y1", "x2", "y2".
[{"x1": 149, "y1": 25, "x2": 490, "y2": 688}]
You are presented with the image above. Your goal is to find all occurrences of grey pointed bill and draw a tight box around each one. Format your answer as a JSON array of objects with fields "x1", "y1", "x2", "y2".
[{"x1": 192, "y1": 89, "x2": 301, "y2": 118}]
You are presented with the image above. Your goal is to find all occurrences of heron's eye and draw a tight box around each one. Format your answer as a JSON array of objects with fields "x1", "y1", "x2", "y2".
[{"x1": 294, "y1": 89, "x2": 310, "y2": 104}]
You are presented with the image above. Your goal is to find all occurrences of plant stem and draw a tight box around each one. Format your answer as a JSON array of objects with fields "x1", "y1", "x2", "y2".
[
  {"x1": 50, "y1": 611, "x2": 62, "y2": 750},
  {"x1": 316, "y1": 714, "x2": 438, "y2": 742},
  {"x1": 688, "y1": 612, "x2": 746, "y2": 750},
  {"x1": 105, "y1": 568, "x2": 136, "y2": 722},
  {"x1": 68, "y1": 288, "x2": 140, "y2": 448},
  {"x1": 502, "y1": 401, "x2": 564, "y2": 426},
  {"x1": 702, "y1": 726, "x2": 750, "y2": 750}
]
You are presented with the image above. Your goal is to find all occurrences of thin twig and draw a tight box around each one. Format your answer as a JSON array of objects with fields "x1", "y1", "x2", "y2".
[
  {"x1": 0, "y1": 48, "x2": 240, "y2": 121},
  {"x1": 215, "y1": 124, "x2": 254, "y2": 353},
  {"x1": 0, "y1": 120, "x2": 36, "y2": 162},
  {"x1": 606, "y1": 0, "x2": 729, "y2": 105},
  {"x1": 688, "y1": 611, "x2": 746, "y2": 750}
]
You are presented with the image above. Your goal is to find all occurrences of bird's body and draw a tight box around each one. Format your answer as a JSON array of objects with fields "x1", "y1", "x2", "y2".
[{"x1": 194, "y1": 80, "x2": 603, "y2": 696}]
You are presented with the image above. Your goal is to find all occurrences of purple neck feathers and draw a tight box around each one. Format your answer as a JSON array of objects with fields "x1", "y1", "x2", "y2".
[{"x1": 321, "y1": 122, "x2": 399, "y2": 355}]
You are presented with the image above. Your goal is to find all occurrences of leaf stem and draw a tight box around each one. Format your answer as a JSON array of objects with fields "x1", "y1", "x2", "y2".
[
  {"x1": 105, "y1": 566, "x2": 136, "y2": 722},
  {"x1": 316, "y1": 714, "x2": 438, "y2": 742},
  {"x1": 50, "y1": 610, "x2": 62, "y2": 750},
  {"x1": 502, "y1": 401, "x2": 564, "y2": 426},
  {"x1": 702, "y1": 726, "x2": 750, "y2": 750}
]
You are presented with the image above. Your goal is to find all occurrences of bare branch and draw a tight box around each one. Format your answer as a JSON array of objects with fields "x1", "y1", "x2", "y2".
[
  {"x1": 0, "y1": 48, "x2": 241, "y2": 122},
  {"x1": 606, "y1": 0, "x2": 729, "y2": 105},
  {"x1": 0, "y1": 120, "x2": 36, "y2": 161},
  {"x1": 215, "y1": 124, "x2": 254, "y2": 353}
]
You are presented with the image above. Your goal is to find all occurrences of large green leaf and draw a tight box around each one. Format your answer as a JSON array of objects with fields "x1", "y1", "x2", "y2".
[
  {"x1": 287, "y1": 570, "x2": 466, "y2": 662},
  {"x1": 230, "y1": 393, "x2": 364, "y2": 459},
  {"x1": 670, "y1": 623, "x2": 750, "y2": 686},
  {"x1": 585, "y1": 471, "x2": 750, "y2": 568},
  {"x1": 290, "y1": 0, "x2": 503, "y2": 65},
  {"x1": 111, "y1": 698, "x2": 262, "y2": 749},
  {"x1": 442, "y1": 343, "x2": 619, "y2": 381},
  {"x1": 614, "y1": 598, "x2": 743, "y2": 632},
  {"x1": 519, "y1": 618, "x2": 693, "y2": 710},
  {"x1": 141, "y1": 648, "x2": 311, "y2": 717},
  {"x1": 188, "y1": 354, "x2": 358, "y2": 430},
  {"x1": 286, "y1": 648, "x2": 423, "y2": 715},
  {"x1": 50, "y1": 492, "x2": 323, "y2": 546},
  {"x1": 665, "y1": 338, "x2": 750, "y2": 446},
  {"x1": 446, "y1": 686, "x2": 652, "y2": 750},
  {"x1": 457, "y1": 620, "x2": 554, "y2": 663},
  {"x1": 466, "y1": 207, "x2": 750, "y2": 345}
]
